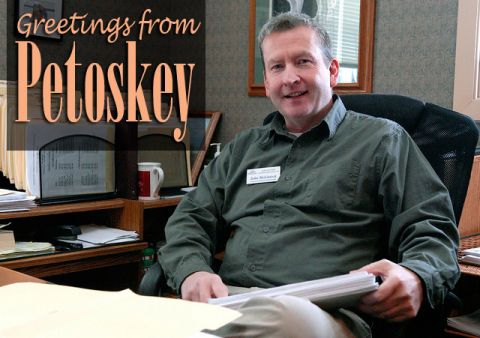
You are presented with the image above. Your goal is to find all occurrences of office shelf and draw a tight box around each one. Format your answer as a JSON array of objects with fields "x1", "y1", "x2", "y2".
[
  {"x1": 1, "y1": 242, "x2": 147, "y2": 278},
  {"x1": 0, "y1": 199, "x2": 125, "y2": 220},
  {"x1": 0, "y1": 199, "x2": 146, "y2": 280}
]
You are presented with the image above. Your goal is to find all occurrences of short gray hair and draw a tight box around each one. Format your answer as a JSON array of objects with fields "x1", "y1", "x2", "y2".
[{"x1": 258, "y1": 12, "x2": 333, "y2": 68}]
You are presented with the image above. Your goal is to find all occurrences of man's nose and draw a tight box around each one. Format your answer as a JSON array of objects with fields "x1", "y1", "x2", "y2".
[{"x1": 282, "y1": 65, "x2": 300, "y2": 86}]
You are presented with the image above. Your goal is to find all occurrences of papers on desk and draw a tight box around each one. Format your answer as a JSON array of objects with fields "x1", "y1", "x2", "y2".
[
  {"x1": 447, "y1": 308, "x2": 480, "y2": 336},
  {"x1": 209, "y1": 271, "x2": 379, "y2": 310},
  {"x1": 459, "y1": 247, "x2": 480, "y2": 266},
  {"x1": 0, "y1": 283, "x2": 241, "y2": 338},
  {"x1": 0, "y1": 241, "x2": 54, "y2": 260},
  {"x1": 0, "y1": 189, "x2": 36, "y2": 212},
  {"x1": 56, "y1": 224, "x2": 139, "y2": 249}
]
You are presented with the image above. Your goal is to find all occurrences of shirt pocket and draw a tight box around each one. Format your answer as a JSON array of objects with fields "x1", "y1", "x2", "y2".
[{"x1": 306, "y1": 160, "x2": 360, "y2": 210}]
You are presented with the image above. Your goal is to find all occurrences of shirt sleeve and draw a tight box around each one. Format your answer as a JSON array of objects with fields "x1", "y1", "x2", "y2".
[
  {"x1": 158, "y1": 141, "x2": 233, "y2": 293},
  {"x1": 377, "y1": 124, "x2": 460, "y2": 308}
]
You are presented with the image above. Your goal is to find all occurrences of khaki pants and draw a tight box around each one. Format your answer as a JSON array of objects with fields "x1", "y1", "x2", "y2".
[{"x1": 210, "y1": 295, "x2": 358, "y2": 338}]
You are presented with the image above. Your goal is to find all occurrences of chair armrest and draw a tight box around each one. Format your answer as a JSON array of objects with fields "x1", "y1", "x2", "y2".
[
  {"x1": 138, "y1": 262, "x2": 166, "y2": 296},
  {"x1": 445, "y1": 291, "x2": 464, "y2": 317}
]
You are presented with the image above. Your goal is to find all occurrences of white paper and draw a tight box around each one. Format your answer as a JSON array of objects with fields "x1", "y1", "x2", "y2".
[
  {"x1": 459, "y1": 255, "x2": 480, "y2": 266},
  {"x1": 463, "y1": 247, "x2": 480, "y2": 257},
  {"x1": 0, "y1": 189, "x2": 27, "y2": 201},
  {"x1": 77, "y1": 224, "x2": 138, "y2": 244}
]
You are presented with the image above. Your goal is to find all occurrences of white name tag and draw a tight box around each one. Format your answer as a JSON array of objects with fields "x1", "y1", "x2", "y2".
[{"x1": 246, "y1": 166, "x2": 281, "y2": 185}]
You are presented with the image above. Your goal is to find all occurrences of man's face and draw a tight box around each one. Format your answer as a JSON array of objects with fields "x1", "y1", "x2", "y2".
[{"x1": 262, "y1": 26, "x2": 339, "y2": 131}]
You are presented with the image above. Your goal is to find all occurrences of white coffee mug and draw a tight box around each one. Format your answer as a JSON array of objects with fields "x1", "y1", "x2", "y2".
[{"x1": 138, "y1": 162, "x2": 165, "y2": 200}]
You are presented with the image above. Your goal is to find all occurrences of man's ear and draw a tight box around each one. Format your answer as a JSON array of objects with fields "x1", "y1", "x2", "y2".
[
  {"x1": 264, "y1": 71, "x2": 271, "y2": 97},
  {"x1": 329, "y1": 58, "x2": 340, "y2": 88}
]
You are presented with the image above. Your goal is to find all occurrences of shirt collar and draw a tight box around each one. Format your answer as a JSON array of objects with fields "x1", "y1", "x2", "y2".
[
  {"x1": 323, "y1": 94, "x2": 347, "y2": 140},
  {"x1": 269, "y1": 94, "x2": 347, "y2": 140}
]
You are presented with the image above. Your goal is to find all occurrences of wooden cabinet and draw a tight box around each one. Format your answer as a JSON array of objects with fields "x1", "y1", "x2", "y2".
[
  {"x1": 0, "y1": 197, "x2": 183, "y2": 291},
  {"x1": 0, "y1": 199, "x2": 147, "y2": 281}
]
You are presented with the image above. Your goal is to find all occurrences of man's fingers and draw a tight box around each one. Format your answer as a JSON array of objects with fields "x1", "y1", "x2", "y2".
[
  {"x1": 181, "y1": 271, "x2": 227, "y2": 303},
  {"x1": 354, "y1": 259, "x2": 424, "y2": 322},
  {"x1": 198, "y1": 283, "x2": 215, "y2": 302},
  {"x1": 358, "y1": 295, "x2": 396, "y2": 315},
  {"x1": 356, "y1": 258, "x2": 391, "y2": 276},
  {"x1": 360, "y1": 275, "x2": 395, "y2": 305},
  {"x1": 211, "y1": 279, "x2": 229, "y2": 298}
]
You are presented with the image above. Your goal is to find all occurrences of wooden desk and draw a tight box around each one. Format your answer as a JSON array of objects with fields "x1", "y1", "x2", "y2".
[
  {"x1": 0, "y1": 266, "x2": 46, "y2": 286},
  {"x1": 0, "y1": 197, "x2": 182, "y2": 290}
]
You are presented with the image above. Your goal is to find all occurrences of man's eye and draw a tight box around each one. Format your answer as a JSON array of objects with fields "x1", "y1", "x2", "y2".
[
  {"x1": 298, "y1": 59, "x2": 311, "y2": 65},
  {"x1": 271, "y1": 64, "x2": 283, "y2": 71}
]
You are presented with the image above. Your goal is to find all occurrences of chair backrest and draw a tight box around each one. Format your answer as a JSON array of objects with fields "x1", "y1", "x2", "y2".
[
  {"x1": 341, "y1": 94, "x2": 478, "y2": 224},
  {"x1": 263, "y1": 94, "x2": 479, "y2": 224}
]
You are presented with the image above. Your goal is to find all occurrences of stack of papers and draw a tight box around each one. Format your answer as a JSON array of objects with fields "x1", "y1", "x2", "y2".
[
  {"x1": 459, "y1": 247, "x2": 480, "y2": 266},
  {"x1": 57, "y1": 224, "x2": 139, "y2": 249},
  {"x1": 209, "y1": 271, "x2": 379, "y2": 310},
  {"x1": 0, "y1": 242, "x2": 54, "y2": 260},
  {"x1": 0, "y1": 189, "x2": 36, "y2": 212},
  {"x1": 447, "y1": 308, "x2": 480, "y2": 336}
]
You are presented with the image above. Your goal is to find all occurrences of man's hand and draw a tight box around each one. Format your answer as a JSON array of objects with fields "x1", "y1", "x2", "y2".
[
  {"x1": 355, "y1": 259, "x2": 424, "y2": 322},
  {"x1": 181, "y1": 271, "x2": 228, "y2": 303}
]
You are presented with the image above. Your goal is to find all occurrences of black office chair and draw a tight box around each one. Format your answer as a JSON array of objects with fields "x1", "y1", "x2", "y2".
[
  {"x1": 340, "y1": 94, "x2": 478, "y2": 337},
  {"x1": 139, "y1": 94, "x2": 479, "y2": 337},
  {"x1": 340, "y1": 94, "x2": 478, "y2": 225}
]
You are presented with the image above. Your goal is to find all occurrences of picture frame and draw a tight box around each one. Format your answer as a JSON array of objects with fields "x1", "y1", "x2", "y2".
[
  {"x1": 17, "y1": 0, "x2": 63, "y2": 40},
  {"x1": 189, "y1": 111, "x2": 222, "y2": 185},
  {"x1": 138, "y1": 126, "x2": 193, "y2": 188},
  {"x1": 137, "y1": 111, "x2": 221, "y2": 188},
  {"x1": 248, "y1": 0, "x2": 375, "y2": 96}
]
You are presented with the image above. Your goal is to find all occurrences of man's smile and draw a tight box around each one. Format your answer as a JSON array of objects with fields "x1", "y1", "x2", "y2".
[{"x1": 284, "y1": 90, "x2": 308, "y2": 98}]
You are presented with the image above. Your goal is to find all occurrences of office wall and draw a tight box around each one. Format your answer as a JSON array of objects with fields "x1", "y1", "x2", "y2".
[
  {"x1": 0, "y1": 0, "x2": 459, "y2": 144},
  {"x1": 205, "y1": 0, "x2": 459, "y2": 144}
]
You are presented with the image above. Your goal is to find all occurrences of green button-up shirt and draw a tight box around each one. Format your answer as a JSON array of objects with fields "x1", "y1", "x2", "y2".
[{"x1": 160, "y1": 97, "x2": 460, "y2": 311}]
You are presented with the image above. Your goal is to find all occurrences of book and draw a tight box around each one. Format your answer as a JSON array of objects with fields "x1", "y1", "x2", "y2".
[
  {"x1": 208, "y1": 271, "x2": 379, "y2": 310},
  {"x1": 0, "y1": 230, "x2": 15, "y2": 253},
  {"x1": 447, "y1": 308, "x2": 480, "y2": 336}
]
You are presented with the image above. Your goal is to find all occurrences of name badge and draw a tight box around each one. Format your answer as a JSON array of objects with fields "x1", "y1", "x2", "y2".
[{"x1": 246, "y1": 166, "x2": 281, "y2": 185}]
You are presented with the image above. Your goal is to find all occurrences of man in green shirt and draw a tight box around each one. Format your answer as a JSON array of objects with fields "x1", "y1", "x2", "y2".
[{"x1": 159, "y1": 12, "x2": 459, "y2": 337}]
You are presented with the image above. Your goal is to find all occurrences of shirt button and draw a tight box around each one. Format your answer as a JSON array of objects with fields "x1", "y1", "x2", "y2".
[
  {"x1": 285, "y1": 176, "x2": 291, "y2": 181},
  {"x1": 249, "y1": 264, "x2": 256, "y2": 272},
  {"x1": 263, "y1": 226, "x2": 270, "y2": 233}
]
